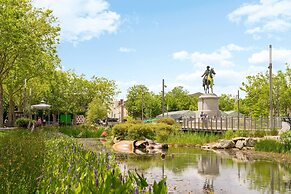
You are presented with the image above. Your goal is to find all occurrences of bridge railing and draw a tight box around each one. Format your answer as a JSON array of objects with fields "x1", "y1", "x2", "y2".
[{"x1": 180, "y1": 116, "x2": 282, "y2": 132}]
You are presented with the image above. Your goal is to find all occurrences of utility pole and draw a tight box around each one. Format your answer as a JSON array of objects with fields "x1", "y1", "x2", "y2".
[
  {"x1": 141, "y1": 89, "x2": 144, "y2": 121},
  {"x1": 237, "y1": 90, "x2": 240, "y2": 129},
  {"x1": 269, "y1": 45, "x2": 273, "y2": 129},
  {"x1": 162, "y1": 79, "x2": 165, "y2": 117},
  {"x1": 120, "y1": 99, "x2": 124, "y2": 122}
]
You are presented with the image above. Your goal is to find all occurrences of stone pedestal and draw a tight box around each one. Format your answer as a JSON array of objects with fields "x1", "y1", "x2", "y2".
[{"x1": 197, "y1": 93, "x2": 220, "y2": 118}]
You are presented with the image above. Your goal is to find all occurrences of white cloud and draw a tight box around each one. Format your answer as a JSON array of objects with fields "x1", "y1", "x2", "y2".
[
  {"x1": 118, "y1": 47, "x2": 136, "y2": 53},
  {"x1": 172, "y1": 51, "x2": 189, "y2": 60},
  {"x1": 173, "y1": 44, "x2": 245, "y2": 68},
  {"x1": 248, "y1": 48, "x2": 291, "y2": 64},
  {"x1": 228, "y1": 0, "x2": 291, "y2": 36},
  {"x1": 34, "y1": 0, "x2": 120, "y2": 43}
]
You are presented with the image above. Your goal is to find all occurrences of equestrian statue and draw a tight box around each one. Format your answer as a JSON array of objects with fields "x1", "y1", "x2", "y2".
[{"x1": 201, "y1": 66, "x2": 216, "y2": 94}]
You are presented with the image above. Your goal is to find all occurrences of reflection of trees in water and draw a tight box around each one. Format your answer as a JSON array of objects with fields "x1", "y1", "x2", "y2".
[
  {"x1": 116, "y1": 148, "x2": 212, "y2": 174},
  {"x1": 198, "y1": 155, "x2": 219, "y2": 194},
  {"x1": 244, "y1": 161, "x2": 291, "y2": 193}
]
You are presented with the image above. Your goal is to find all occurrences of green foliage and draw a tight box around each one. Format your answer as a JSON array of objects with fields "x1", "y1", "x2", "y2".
[
  {"x1": 255, "y1": 140, "x2": 286, "y2": 153},
  {"x1": 280, "y1": 131, "x2": 291, "y2": 151},
  {"x1": 113, "y1": 122, "x2": 177, "y2": 141},
  {"x1": 155, "y1": 117, "x2": 175, "y2": 125},
  {"x1": 58, "y1": 125, "x2": 104, "y2": 138},
  {"x1": 240, "y1": 66, "x2": 291, "y2": 117},
  {"x1": 128, "y1": 124, "x2": 155, "y2": 140},
  {"x1": 0, "y1": 130, "x2": 167, "y2": 193},
  {"x1": 223, "y1": 130, "x2": 235, "y2": 139},
  {"x1": 125, "y1": 85, "x2": 161, "y2": 119},
  {"x1": 86, "y1": 97, "x2": 108, "y2": 123},
  {"x1": 15, "y1": 118, "x2": 32, "y2": 128},
  {"x1": 166, "y1": 132, "x2": 222, "y2": 145},
  {"x1": 0, "y1": 130, "x2": 46, "y2": 193},
  {"x1": 165, "y1": 86, "x2": 197, "y2": 111},
  {"x1": 112, "y1": 123, "x2": 132, "y2": 139},
  {"x1": 219, "y1": 94, "x2": 235, "y2": 111}
]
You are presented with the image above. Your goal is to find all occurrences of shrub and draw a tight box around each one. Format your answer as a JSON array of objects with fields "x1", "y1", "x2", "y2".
[
  {"x1": 112, "y1": 123, "x2": 132, "y2": 139},
  {"x1": 155, "y1": 117, "x2": 175, "y2": 125},
  {"x1": 128, "y1": 124, "x2": 155, "y2": 140},
  {"x1": 15, "y1": 118, "x2": 32, "y2": 128},
  {"x1": 280, "y1": 131, "x2": 291, "y2": 151},
  {"x1": 153, "y1": 123, "x2": 177, "y2": 141}
]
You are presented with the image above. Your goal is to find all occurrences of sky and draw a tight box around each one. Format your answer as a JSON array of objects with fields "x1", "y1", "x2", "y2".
[{"x1": 34, "y1": 0, "x2": 291, "y2": 100}]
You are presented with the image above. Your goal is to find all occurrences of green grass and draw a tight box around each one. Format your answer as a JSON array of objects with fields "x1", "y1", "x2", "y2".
[
  {"x1": 255, "y1": 139, "x2": 287, "y2": 153},
  {"x1": 57, "y1": 125, "x2": 104, "y2": 138},
  {"x1": 165, "y1": 132, "x2": 222, "y2": 146}
]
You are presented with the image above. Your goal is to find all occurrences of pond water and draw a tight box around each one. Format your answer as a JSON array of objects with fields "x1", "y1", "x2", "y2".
[
  {"x1": 115, "y1": 148, "x2": 291, "y2": 194},
  {"x1": 78, "y1": 139, "x2": 291, "y2": 194}
]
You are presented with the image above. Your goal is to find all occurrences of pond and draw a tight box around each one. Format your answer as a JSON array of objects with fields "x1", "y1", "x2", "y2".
[
  {"x1": 78, "y1": 139, "x2": 291, "y2": 194},
  {"x1": 115, "y1": 148, "x2": 291, "y2": 194}
]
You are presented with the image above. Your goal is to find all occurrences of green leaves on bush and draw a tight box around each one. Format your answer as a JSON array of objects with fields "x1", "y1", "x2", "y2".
[
  {"x1": 280, "y1": 131, "x2": 291, "y2": 151},
  {"x1": 112, "y1": 122, "x2": 178, "y2": 141},
  {"x1": 58, "y1": 125, "x2": 104, "y2": 138},
  {"x1": 15, "y1": 118, "x2": 33, "y2": 128},
  {"x1": 155, "y1": 117, "x2": 175, "y2": 125}
]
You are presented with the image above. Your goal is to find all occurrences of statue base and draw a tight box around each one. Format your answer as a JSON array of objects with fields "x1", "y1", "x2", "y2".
[{"x1": 197, "y1": 93, "x2": 220, "y2": 118}]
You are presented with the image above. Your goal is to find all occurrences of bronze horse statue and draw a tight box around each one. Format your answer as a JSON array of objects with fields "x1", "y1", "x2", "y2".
[{"x1": 202, "y1": 68, "x2": 216, "y2": 94}]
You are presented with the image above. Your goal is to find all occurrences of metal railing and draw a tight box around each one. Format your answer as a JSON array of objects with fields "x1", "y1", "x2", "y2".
[{"x1": 180, "y1": 116, "x2": 282, "y2": 132}]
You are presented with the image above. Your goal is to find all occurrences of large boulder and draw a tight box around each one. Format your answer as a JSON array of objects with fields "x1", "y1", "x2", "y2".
[
  {"x1": 245, "y1": 138, "x2": 257, "y2": 147},
  {"x1": 218, "y1": 140, "x2": 235, "y2": 149},
  {"x1": 235, "y1": 140, "x2": 245, "y2": 150}
]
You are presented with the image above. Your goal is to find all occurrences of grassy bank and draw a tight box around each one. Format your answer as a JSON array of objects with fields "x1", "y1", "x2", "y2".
[
  {"x1": 0, "y1": 129, "x2": 167, "y2": 193},
  {"x1": 165, "y1": 132, "x2": 222, "y2": 146}
]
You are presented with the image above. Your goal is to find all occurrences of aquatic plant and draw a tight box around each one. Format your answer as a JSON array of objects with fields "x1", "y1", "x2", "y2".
[{"x1": 0, "y1": 130, "x2": 167, "y2": 193}]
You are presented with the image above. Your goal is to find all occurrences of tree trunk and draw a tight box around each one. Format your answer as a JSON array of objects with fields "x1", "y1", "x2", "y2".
[
  {"x1": 52, "y1": 113, "x2": 57, "y2": 124},
  {"x1": 0, "y1": 83, "x2": 3, "y2": 127},
  {"x1": 8, "y1": 93, "x2": 15, "y2": 127}
]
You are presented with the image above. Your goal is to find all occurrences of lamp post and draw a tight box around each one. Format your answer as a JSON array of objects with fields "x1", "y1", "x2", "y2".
[{"x1": 268, "y1": 45, "x2": 273, "y2": 129}]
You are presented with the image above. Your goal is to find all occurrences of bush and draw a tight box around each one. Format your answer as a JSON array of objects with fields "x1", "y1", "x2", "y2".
[
  {"x1": 280, "y1": 131, "x2": 291, "y2": 151},
  {"x1": 112, "y1": 123, "x2": 132, "y2": 139},
  {"x1": 15, "y1": 118, "x2": 32, "y2": 128},
  {"x1": 127, "y1": 124, "x2": 155, "y2": 140},
  {"x1": 153, "y1": 123, "x2": 177, "y2": 142},
  {"x1": 155, "y1": 117, "x2": 175, "y2": 125}
]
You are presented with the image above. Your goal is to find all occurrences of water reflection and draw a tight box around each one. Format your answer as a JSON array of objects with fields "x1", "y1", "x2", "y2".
[{"x1": 115, "y1": 148, "x2": 291, "y2": 194}]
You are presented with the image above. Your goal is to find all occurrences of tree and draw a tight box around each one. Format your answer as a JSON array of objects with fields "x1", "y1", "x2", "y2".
[
  {"x1": 165, "y1": 86, "x2": 194, "y2": 111},
  {"x1": 125, "y1": 85, "x2": 149, "y2": 119},
  {"x1": 219, "y1": 94, "x2": 235, "y2": 111},
  {"x1": 240, "y1": 65, "x2": 291, "y2": 117},
  {"x1": 0, "y1": 0, "x2": 60, "y2": 126},
  {"x1": 86, "y1": 97, "x2": 108, "y2": 124}
]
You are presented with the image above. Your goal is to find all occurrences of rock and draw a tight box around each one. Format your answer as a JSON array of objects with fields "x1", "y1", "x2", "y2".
[
  {"x1": 235, "y1": 140, "x2": 245, "y2": 150},
  {"x1": 245, "y1": 138, "x2": 257, "y2": 147},
  {"x1": 263, "y1": 136, "x2": 280, "y2": 141},
  {"x1": 232, "y1": 137, "x2": 246, "y2": 142},
  {"x1": 279, "y1": 121, "x2": 291, "y2": 135},
  {"x1": 218, "y1": 140, "x2": 235, "y2": 149}
]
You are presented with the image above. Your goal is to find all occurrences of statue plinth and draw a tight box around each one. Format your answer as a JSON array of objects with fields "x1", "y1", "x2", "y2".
[{"x1": 197, "y1": 93, "x2": 220, "y2": 118}]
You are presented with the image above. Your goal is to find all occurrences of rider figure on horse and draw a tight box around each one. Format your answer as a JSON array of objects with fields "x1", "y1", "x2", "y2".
[{"x1": 201, "y1": 66, "x2": 216, "y2": 93}]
